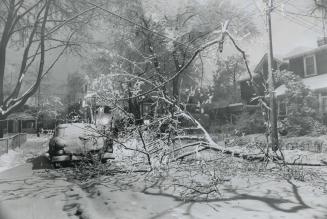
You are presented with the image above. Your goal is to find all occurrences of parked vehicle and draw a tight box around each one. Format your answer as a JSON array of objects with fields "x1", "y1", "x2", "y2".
[{"x1": 47, "y1": 123, "x2": 114, "y2": 167}]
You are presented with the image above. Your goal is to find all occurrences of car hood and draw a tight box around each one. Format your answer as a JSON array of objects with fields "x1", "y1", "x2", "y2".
[{"x1": 52, "y1": 136, "x2": 105, "y2": 154}]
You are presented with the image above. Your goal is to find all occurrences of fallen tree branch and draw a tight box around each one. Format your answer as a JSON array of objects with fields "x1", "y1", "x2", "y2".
[
  {"x1": 278, "y1": 162, "x2": 327, "y2": 167},
  {"x1": 174, "y1": 136, "x2": 206, "y2": 141},
  {"x1": 174, "y1": 147, "x2": 208, "y2": 161},
  {"x1": 138, "y1": 128, "x2": 152, "y2": 170},
  {"x1": 174, "y1": 144, "x2": 327, "y2": 166},
  {"x1": 171, "y1": 141, "x2": 209, "y2": 154}
]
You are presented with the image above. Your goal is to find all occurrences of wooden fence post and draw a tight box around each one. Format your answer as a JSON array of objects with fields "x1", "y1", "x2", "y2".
[{"x1": 6, "y1": 138, "x2": 9, "y2": 153}]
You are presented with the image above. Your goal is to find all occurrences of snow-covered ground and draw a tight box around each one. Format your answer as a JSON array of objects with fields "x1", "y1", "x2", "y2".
[
  {"x1": 0, "y1": 149, "x2": 25, "y2": 173},
  {"x1": 1, "y1": 135, "x2": 327, "y2": 219},
  {"x1": 0, "y1": 135, "x2": 49, "y2": 173}
]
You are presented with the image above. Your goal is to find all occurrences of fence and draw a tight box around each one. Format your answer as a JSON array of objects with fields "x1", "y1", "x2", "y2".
[
  {"x1": 210, "y1": 134, "x2": 327, "y2": 153},
  {"x1": 40, "y1": 129, "x2": 54, "y2": 136},
  {"x1": 0, "y1": 133, "x2": 27, "y2": 156},
  {"x1": 280, "y1": 137, "x2": 327, "y2": 153}
]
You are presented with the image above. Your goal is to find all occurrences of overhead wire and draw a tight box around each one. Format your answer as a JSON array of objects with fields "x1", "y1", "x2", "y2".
[
  {"x1": 279, "y1": 6, "x2": 321, "y2": 32},
  {"x1": 274, "y1": 10, "x2": 323, "y2": 34},
  {"x1": 282, "y1": 0, "x2": 312, "y2": 13},
  {"x1": 274, "y1": 0, "x2": 324, "y2": 28},
  {"x1": 275, "y1": 8, "x2": 325, "y2": 19},
  {"x1": 270, "y1": 0, "x2": 324, "y2": 33}
]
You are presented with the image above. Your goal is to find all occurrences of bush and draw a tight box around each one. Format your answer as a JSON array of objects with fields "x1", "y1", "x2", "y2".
[
  {"x1": 282, "y1": 117, "x2": 327, "y2": 137},
  {"x1": 277, "y1": 70, "x2": 327, "y2": 136},
  {"x1": 234, "y1": 111, "x2": 266, "y2": 135},
  {"x1": 208, "y1": 110, "x2": 266, "y2": 136}
]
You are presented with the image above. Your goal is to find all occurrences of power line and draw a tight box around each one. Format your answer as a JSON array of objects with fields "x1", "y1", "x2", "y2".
[
  {"x1": 282, "y1": 11, "x2": 322, "y2": 32},
  {"x1": 284, "y1": 12, "x2": 320, "y2": 28},
  {"x1": 279, "y1": 13, "x2": 319, "y2": 31},
  {"x1": 275, "y1": 10, "x2": 322, "y2": 33},
  {"x1": 276, "y1": 0, "x2": 327, "y2": 37},
  {"x1": 276, "y1": 8, "x2": 325, "y2": 19},
  {"x1": 273, "y1": 5, "x2": 321, "y2": 30},
  {"x1": 281, "y1": 0, "x2": 312, "y2": 13}
]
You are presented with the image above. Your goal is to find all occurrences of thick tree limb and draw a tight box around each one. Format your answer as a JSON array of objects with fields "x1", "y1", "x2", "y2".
[
  {"x1": 174, "y1": 144, "x2": 327, "y2": 167},
  {"x1": 1, "y1": 0, "x2": 51, "y2": 117},
  {"x1": 4, "y1": 2, "x2": 46, "y2": 104},
  {"x1": 46, "y1": 5, "x2": 98, "y2": 36},
  {"x1": 0, "y1": 0, "x2": 15, "y2": 105},
  {"x1": 226, "y1": 32, "x2": 253, "y2": 83}
]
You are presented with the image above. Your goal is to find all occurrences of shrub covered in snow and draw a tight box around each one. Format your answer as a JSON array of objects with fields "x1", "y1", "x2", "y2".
[{"x1": 277, "y1": 70, "x2": 327, "y2": 136}]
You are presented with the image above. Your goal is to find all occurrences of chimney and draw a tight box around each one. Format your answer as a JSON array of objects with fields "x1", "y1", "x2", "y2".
[{"x1": 317, "y1": 37, "x2": 327, "y2": 47}]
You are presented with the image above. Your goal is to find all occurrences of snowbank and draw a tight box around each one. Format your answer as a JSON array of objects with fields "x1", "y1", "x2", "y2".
[
  {"x1": 0, "y1": 149, "x2": 25, "y2": 173},
  {"x1": 0, "y1": 135, "x2": 49, "y2": 173}
]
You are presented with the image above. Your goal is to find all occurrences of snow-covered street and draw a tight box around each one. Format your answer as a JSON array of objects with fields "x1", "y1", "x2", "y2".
[{"x1": 0, "y1": 135, "x2": 327, "y2": 219}]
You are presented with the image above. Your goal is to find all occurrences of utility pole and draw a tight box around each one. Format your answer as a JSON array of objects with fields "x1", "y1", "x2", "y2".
[
  {"x1": 36, "y1": 85, "x2": 41, "y2": 131},
  {"x1": 266, "y1": 0, "x2": 279, "y2": 152}
]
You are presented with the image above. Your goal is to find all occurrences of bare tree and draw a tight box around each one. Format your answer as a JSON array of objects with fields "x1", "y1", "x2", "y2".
[
  {"x1": 0, "y1": 0, "x2": 101, "y2": 137},
  {"x1": 213, "y1": 55, "x2": 245, "y2": 103}
]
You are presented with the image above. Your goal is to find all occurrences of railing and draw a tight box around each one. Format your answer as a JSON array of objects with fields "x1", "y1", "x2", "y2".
[
  {"x1": 0, "y1": 133, "x2": 27, "y2": 156},
  {"x1": 40, "y1": 129, "x2": 54, "y2": 136}
]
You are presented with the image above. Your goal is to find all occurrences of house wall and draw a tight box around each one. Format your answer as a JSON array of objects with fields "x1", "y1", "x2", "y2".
[
  {"x1": 239, "y1": 58, "x2": 284, "y2": 104},
  {"x1": 262, "y1": 61, "x2": 268, "y2": 78},
  {"x1": 289, "y1": 57, "x2": 304, "y2": 78},
  {"x1": 316, "y1": 49, "x2": 327, "y2": 74},
  {"x1": 240, "y1": 78, "x2": 265, "y2": 105},
  {"x1": 288, "y1": 49, "x2": 327, "y2": 77},
  {"x1": 286, "y1": 50, "x2": 327, "y2": 120},
  {"x1": 256, "y1": 59, "x2": 277, "y2": 80}
]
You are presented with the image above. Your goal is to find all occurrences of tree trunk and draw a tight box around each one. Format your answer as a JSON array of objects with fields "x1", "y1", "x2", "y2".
[
  {"x1": 172, "y1": 51, "x2": 182, "y2": 101},
  {"x1": 0, "y1": 44, "x2": 6, "y2": 106},
  {"x1": 0, "y1": 116, "x2": 5, "y2": 138}
]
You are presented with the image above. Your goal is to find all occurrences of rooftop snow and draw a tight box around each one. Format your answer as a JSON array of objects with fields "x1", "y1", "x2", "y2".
[{"x1": 284, "y1": 45, "x2": 326, "y2": 60}]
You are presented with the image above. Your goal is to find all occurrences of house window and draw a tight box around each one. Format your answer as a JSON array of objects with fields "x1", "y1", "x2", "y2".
[{"x1": 304, "y1": 55, "x2": 317, "y2": 77}]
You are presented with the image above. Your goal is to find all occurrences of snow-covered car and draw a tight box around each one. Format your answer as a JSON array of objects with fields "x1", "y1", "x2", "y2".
[{"x1": 47, "y1": 123, "x2": 114, "y2": 167}]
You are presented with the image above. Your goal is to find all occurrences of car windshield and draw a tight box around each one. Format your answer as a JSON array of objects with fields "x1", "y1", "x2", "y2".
[{"x1": 55, "y1": 123, "x2": 98, "y2": 139}]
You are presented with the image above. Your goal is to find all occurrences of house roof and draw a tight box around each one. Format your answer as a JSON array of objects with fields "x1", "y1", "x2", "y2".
[
  {"x1": 238, "y1": 53, "x2": 285, "y2": 82},
  {"x1": 7, "y1": 112, "x2": 35, "y2": 120},
  {"x1": 283, "y1": 45, "x2": 327, "y2": 60},
  {"x1": 275, "y1": 73, "x2": 327, "y2": 97}
]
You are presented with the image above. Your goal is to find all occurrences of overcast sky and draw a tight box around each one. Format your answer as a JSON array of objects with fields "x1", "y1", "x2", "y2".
[
  {"x1": 234, "y1": 0, "x2": 322, "y2": 62},
  {"x1": 7, "y1": 0, "x2": 324, "y2": 84}
]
